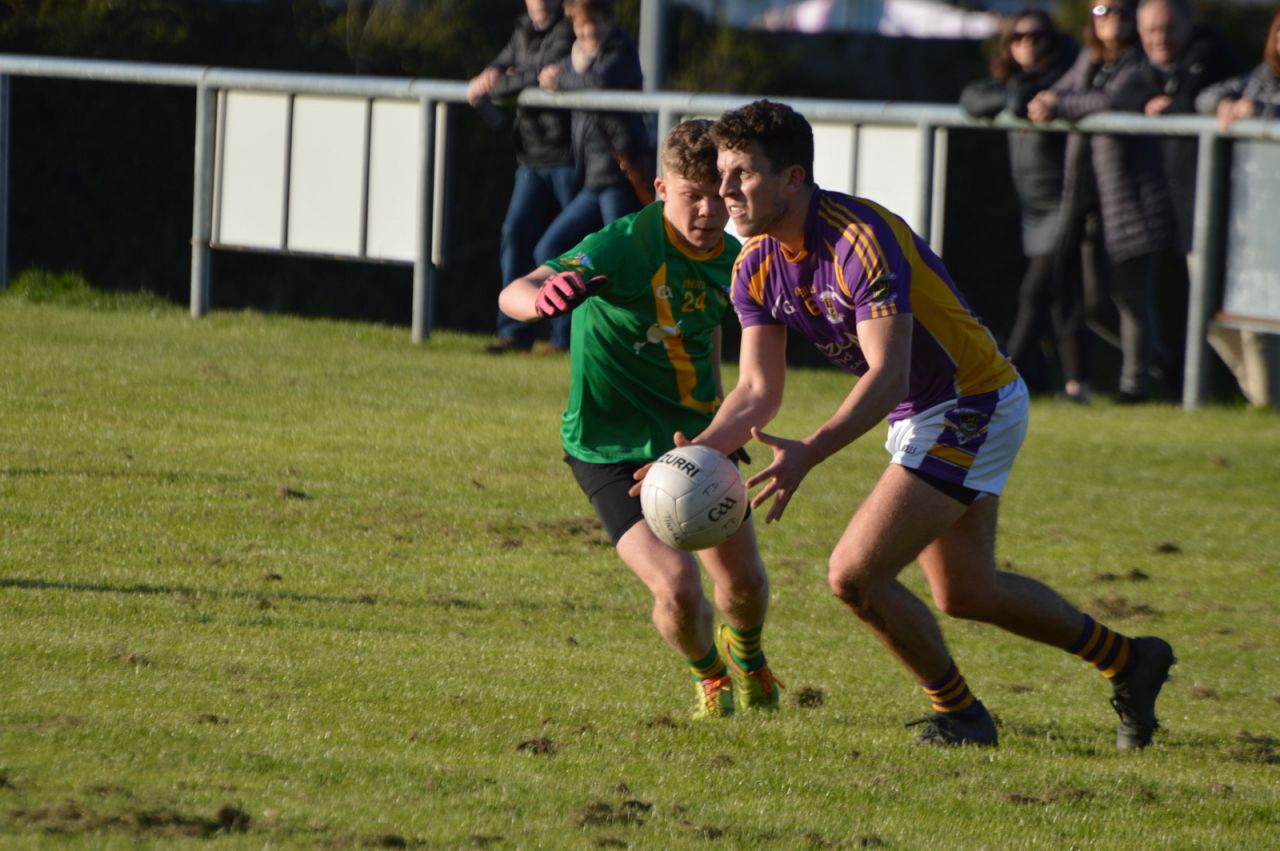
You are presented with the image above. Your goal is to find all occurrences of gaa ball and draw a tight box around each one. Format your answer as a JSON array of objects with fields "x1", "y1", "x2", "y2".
[{"x1": 640, "y1": 445, "x2": 747, "y2": 551}]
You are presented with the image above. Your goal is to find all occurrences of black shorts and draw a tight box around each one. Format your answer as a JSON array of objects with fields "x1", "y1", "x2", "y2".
[
  {"x1": 565, "y1": 455, "x2": 646, "y2": 546},
  {"x1": 903, "y1": 465, "x2": 982, "y2": 505}
]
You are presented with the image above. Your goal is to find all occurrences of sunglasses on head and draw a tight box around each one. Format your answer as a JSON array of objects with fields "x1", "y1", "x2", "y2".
[
  {"x1": 1010, "y1": 29, "x2": 1048, "y2": 43},
  {"x1": 1092, "y1": 4, "x2": 1132, "y2": 17}
]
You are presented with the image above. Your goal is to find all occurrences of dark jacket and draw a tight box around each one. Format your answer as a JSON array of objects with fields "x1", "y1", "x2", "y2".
[
  {"x1": 552, "y1": 26, "x2": 649, "y2": 191},
  {"x1": 1143, "y1": 26, "x2": 1244, "y2": 251},
  {"x1": 1196, "y1": 62, "x2": 1280, "y2": 119},
  {"x1": 960, "y1": 39, "x2": 1077, "y2": 257},
  {"x1": 1052, "y1": 46, "x2": 1175, "y2": 264},
  {"x1": 485, "y1": 11, "x2": 575, "y2": 168}
]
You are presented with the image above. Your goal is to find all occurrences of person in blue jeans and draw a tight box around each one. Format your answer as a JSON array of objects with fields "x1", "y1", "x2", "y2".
[
  {"x1": 468, "y1": 0, "x2": 578, "y2": 354},
  {"x1": 534, "y1": 0, "x2": 651, "y2": 351}
]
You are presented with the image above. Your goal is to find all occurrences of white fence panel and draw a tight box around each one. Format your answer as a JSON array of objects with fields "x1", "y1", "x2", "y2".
[
  {"x1": 215, "y1": 91, "x2": 288, "y2": 250},
  {"x1": 287, "y1": 95, "x2": 366, "y2": 257},
  {"x1": 367, "y1": 100, "x2": 420, "y2": 263}
]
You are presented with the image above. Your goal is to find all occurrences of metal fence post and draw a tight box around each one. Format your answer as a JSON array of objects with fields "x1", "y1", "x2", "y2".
[
  {"x1": 929, "y1": 126, "x2": 949, "y2": 257},
  {"x1": 412, "y1": 96, "x2": 437, "y2": 343},
  {"x1": 1183, "y1": 130, "x2": 1227, "y2": 411},
  {"x1": 0, "y1": 74, "x2": 9, "y2": 291},
  {"x1": 190, "y1": 82, "x2": 217, "y2": 318},
  {"x1": 916, "y1": 123, "x2": 936, "y2": 247},
  {"x1": 432, "y1": 100, "x2": 448, "y2": 268}
]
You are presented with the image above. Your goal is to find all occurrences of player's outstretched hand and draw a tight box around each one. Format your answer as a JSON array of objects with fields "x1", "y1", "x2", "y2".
[
  {"x1": 628, "y1": 431, "x2": 691, "y2": 497},
  {"x1": 745, "y1": 427, "x2": 817, "y2": 524},
  {"x1": 534, "y1": 271, "x2": 607, "y2": 318}
]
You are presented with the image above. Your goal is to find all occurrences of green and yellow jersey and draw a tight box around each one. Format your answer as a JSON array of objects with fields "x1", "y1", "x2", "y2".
[{"x1": 544, "y1": 202, "x2": 741, "y2": 465}]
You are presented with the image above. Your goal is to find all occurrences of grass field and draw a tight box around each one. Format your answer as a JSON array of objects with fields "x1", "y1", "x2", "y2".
[{"x1": 2, "y1": 281, "x2": 1278, "y2": 849}]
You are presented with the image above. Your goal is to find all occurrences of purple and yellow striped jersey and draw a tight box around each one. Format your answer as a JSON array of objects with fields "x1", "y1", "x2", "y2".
[{"x1": 731, "y1": 188, "x2": 1017, "y2": 422}]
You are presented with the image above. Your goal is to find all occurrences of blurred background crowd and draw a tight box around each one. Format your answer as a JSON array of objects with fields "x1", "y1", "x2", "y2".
[{"x1": 3, "y1": 0, "x2": 1277, "y2": 405}]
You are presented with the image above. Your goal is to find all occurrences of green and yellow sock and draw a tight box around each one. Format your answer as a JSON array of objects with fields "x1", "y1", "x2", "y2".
[
  {"x1": 721, "y1": 623, "x2": 766, "y2": 673},
  {"x1": 922, "y1": 662, "x2": 979, "y2": 715},
  {"x1": 1066, "y1": 614, "x2": 1132, "y2": 679},
  {"x1": 686, "y1": 644, "x2": 728, "y2": 681}
]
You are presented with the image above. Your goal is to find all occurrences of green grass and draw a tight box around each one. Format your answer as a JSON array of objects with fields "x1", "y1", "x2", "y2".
[{"x1": 1, "y1": 283, "x2": 1278, "y2": 849}]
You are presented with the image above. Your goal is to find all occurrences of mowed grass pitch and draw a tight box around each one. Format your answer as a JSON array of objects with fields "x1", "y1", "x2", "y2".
[{"x1": 1, "y1": 289, "x2": 1278, "y2": 849}]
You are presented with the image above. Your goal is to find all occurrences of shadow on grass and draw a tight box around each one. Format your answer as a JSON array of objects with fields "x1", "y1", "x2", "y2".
[
  {"x1": 0, "y1": 575, "x2": 418, "y2": 609},
  {"x1": 0, "y1": 576, "x2": 600, "y2": 617}
]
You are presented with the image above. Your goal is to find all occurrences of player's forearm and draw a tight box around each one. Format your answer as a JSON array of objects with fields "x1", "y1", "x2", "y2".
[
  {"x1": 498, "y1": 277, "x2": 542, "y2": 322},
  {"x1": 694, "y1": 383, "x2": 779, "y2": 457},
  {"x1": 802, "y1": 364, "x2": 907, "y2": 465}
]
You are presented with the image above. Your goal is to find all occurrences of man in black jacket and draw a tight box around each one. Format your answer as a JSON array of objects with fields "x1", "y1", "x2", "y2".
[
  {"x1": 469, "y1": 0, "x2": 578, "y2": 354},
  {"x1": 1138, "y1": 0, "x2": 1243, "y2": 254}
]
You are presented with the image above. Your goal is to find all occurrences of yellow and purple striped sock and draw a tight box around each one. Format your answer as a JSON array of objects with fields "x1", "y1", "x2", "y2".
[
  {"x1": 1066, "y1": 614, "x2": 1132, "y2": 679},
  {"x1": 922, "y1": 662, "x2": 978, "y2": 715}
]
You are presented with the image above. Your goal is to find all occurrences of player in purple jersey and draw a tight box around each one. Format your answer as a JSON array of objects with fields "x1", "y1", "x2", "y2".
[{"x1": 673, "y1": 100, "x2": 1173, "y2": 749}]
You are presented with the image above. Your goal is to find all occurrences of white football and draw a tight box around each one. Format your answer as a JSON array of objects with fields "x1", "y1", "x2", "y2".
[{"x1": 640, "y1": 445, "x2": 747, "y2": 551}]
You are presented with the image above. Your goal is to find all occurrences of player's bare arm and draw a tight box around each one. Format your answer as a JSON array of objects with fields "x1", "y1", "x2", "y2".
[
  {"x1": 711, "y1": 324, "x2": 725, "y2": 400},
  {"x1": 748, "y1": 313, "x2": 912, "y2": 523},
  {"x1": 693, "y1": 324, "x2": 788, "y2": 458},
  {"x1": 497, "y1": 266, "x2": 555, "y2": 322},
  {"x1": 628, "y1": 324, "x2": 785, "y2": 498},
  {"x1": 499, "y1": 266, "x2": 607, "y2": 322}
]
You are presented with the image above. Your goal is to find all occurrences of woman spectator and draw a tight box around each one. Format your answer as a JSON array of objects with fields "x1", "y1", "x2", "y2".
[
  {"x1": 1028, "y1": 0, "x2": 1176, "y2": 403},
  {"x1": 1195, "y1": 9, "x2": 1280, "y2": 131},
  {"x1": 534, "y1": 0, "x2": 652, "y2": 351},
  {"x1": 961, "y1": 9, "x2": 1087, "y2": 400}
]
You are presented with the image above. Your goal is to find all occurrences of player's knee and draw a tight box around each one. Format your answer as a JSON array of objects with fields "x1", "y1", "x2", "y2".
[
  {"x1": 654, "y1": 575, "x2": 705, "y2": 618},
  {"x1": 827, "y1": 560, "x2": 872, "y2": 611},
  {"x1": 933, "y1": 587, "x2": 994, "y2": 621},
  {"x1": 723, "y1": 564, "x2": 767, "y2": 603}
]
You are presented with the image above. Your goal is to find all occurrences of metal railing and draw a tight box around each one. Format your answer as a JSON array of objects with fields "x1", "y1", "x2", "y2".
[{"x1": 1, "y1": 53, "x2": 1276, "y2": 410}]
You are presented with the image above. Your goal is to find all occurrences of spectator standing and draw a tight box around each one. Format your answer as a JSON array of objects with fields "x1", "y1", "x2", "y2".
[
  {"x1": 534, "y1": 0, "x2": 652, "y2": 350},
  {"x1": 469, "y1": 0, "x2": 578, "y2": 355},
  {"x1": 1195, "y1": 9, "x2": 1280, "y2": 409},
  {"x1": 1138, "y1": 0, "x2": 1243, "y2": 255},
  {"x1": 961, "y1": 10, "x2": 1088, "y2": 401},
  {"x1": 1029, "y1": 0, "x2": 1177, "y2": 403},
  {"x1": 1195, "y1": 10, "x2": 1280, "y2": 130}
]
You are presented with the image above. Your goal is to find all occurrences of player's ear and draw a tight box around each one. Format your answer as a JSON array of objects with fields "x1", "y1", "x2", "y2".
[
  {"x1": 654, "y1": 177, "x2": 667, "y2": 202},
  {"x1": 784, "y1": 164, "x2": 807, "y2": 192}
]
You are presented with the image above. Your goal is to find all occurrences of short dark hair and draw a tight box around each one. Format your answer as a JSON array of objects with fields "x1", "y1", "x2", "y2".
[
  {"x1": 567, "y1": 0, "x2": 613, "y2": 21},
  {"x1": 710, "y1": 100, "x2": 814, "y2": 186},
  {"x1": 660, "y1": 119, "x2": 719, "y2": 185}
]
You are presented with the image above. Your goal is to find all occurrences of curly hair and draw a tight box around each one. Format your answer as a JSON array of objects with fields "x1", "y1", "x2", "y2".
[
  {"x1": 659, "y1": 119, "x2": 720, "y2": 185},
  {"x1": 709, "y1": 99, "x2": 814, "y2": 186}
]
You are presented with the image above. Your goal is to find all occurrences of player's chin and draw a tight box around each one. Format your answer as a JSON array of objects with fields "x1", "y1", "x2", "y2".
[{"x1": 688, "y1": 228, "x2": 722, "y2": 249}]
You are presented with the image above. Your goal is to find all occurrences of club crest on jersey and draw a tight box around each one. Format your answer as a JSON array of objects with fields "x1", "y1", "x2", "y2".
[
  {"x1": 562, "y1": 252, "x2": 593, "y2": 269},
  {"x1": 944, "y1": 408, "x2": 989, "y2": 445},
  {"x1": 818, "y1": 289, "x2": 856, "y2": 324},
  {"x1": 635, "y1": 322, "x2": 681, "y2": 354}
]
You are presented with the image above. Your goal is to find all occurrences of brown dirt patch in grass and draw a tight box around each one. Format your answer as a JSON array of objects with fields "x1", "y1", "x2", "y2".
[{"x1": 10, "y1": 800, "x2": 249, "y2": 838}]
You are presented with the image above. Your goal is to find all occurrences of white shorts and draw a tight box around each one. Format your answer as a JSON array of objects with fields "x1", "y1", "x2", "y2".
[{"x1": 885, "y1": 378, "x2": 1029, "y2": 497}]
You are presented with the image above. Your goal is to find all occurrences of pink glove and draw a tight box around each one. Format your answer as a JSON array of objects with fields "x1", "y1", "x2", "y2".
[{"x1": 534, "y1": 271, "x2": 607, "y2": 318}]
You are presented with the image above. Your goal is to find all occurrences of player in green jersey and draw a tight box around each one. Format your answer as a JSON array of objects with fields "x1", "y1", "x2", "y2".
[{"x1": 500, "y1": 119, "x2": 783, "y2": 719}]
